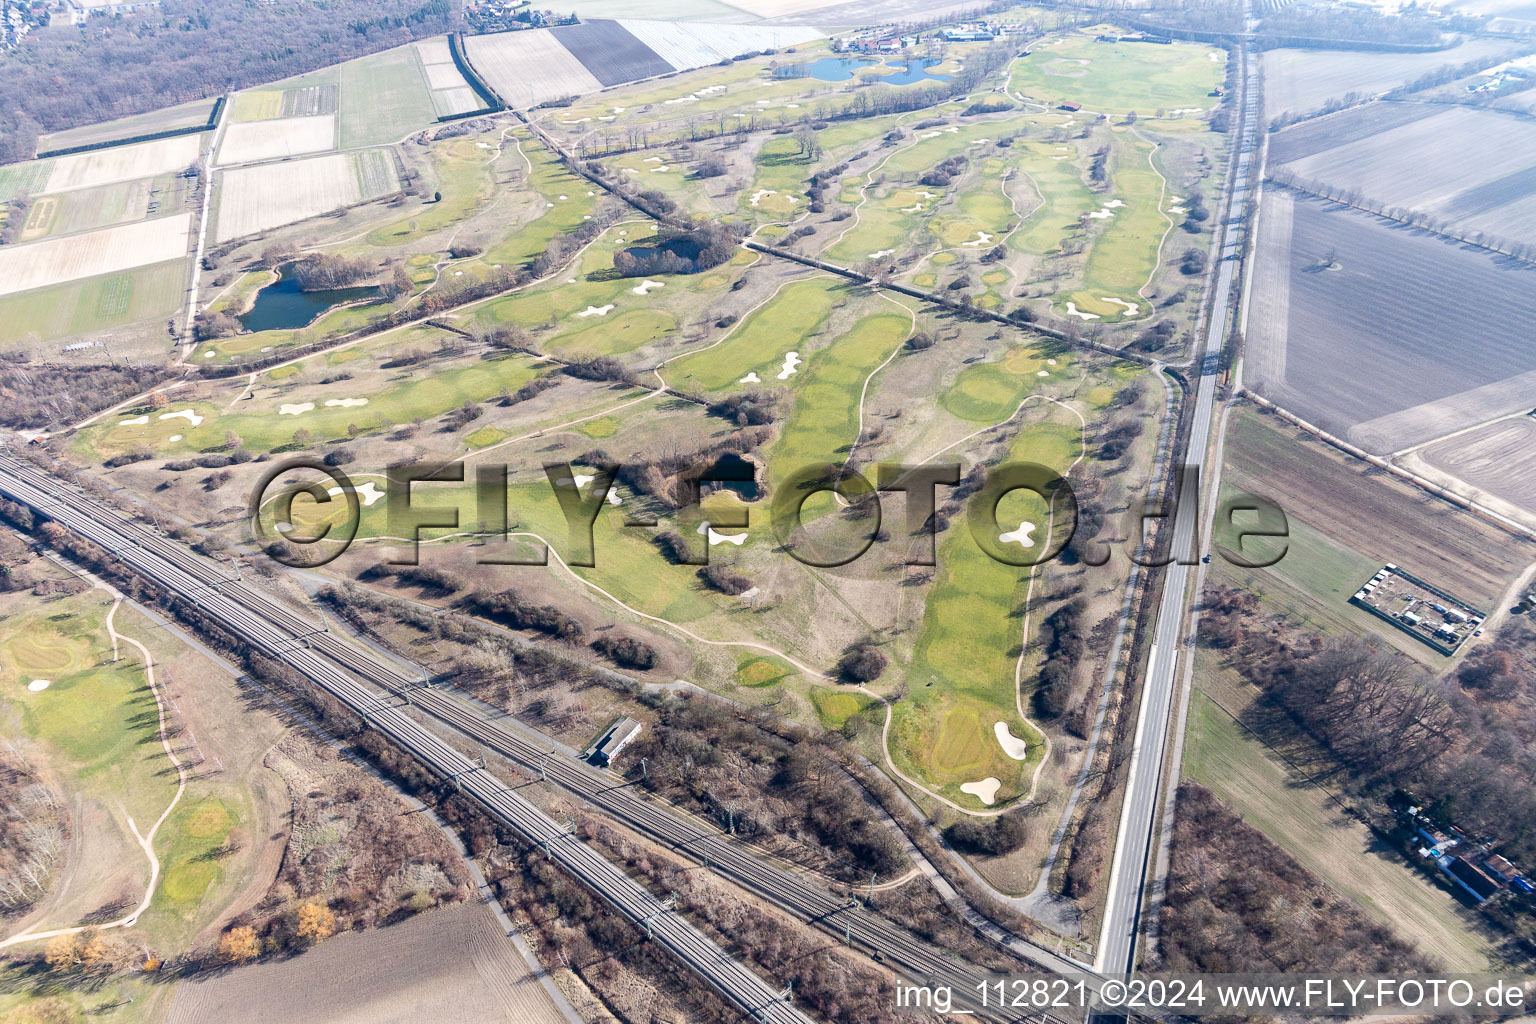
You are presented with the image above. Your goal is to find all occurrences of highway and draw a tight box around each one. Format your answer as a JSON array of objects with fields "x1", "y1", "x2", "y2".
[
  {"x1": 0, "y1": 452, "x2": 814, "y2": 1024},
  {"x1": 1095, "y1": 40, "x2": 1263, "y2": 978},
  {"x1": 0, "y1": 451, "x2": 1119, "y2": 1023}
]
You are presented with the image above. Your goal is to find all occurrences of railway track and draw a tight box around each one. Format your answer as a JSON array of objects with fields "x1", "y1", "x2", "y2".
[
  {"x1": 0, "y1": 452, "x2": 1127, "y2": 1022},
  {"x1": 0, "y1": 452, "x2": 813, "y2": 1024}
]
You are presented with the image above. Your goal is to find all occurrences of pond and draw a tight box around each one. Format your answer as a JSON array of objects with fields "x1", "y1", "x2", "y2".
[
  {"x1": 773, "y1": 55, "x2": 951, "y2": 85},
  {"x1": 237, "y1": 264, "x2": 381, "y2": 333},
  {"x1": 695, "y1": 452, "x2": 760, "y2": 502},
  {"x1": 774, "y1": 56, "x2": 877, "y2": 82}
]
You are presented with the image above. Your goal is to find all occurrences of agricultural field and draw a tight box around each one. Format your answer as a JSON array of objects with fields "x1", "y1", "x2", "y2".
[
  {"x1": 1009, "y1": 32, "x2": 1225, "y2": 117},
  {"x1": 1216, "y1": 406, "x2": 1531, "y2": 619},
  {"x1": 465, "y1": 29, "x2": 604, "y2": 108},
  {"x1": 214, "y1": 149, "x2": 400, "y2": 242},
  {"x1": 1245, "y1": 191, "x2": 1536, "y2": 454},
  {"x1": 165, "y1": 902, "x2": 570, "y2": 1024},
  {"x1": 36, "y1": 96, "x2": 219, "y2": 154},
  {"x1": 1273, "y1": 103, "x2": 1536, "y2": 246},
  {"x1": 1407, "y1": 414, "x2": 1536, "y2": 529},
  {"x1": 44, "y1": 134, "x2": 203, "y2": 193},
  {"x1": 415, "y1": 38, "x2": 485, "y2": 117},
  {"x1": 217, "y1": 115, "x2": 337, "y2": 166},
  {"x1": 0, "y1": 260, "x2": 186, "y2": 349},
  {"x1": 338, "y1": 45, "x2": 441, "y2": 149},
  {"x1": 1262, "y1": 37, "x2": 1519, "y2": 119},
  {"x1": 0, "y1": 213, "x2": 191, "y2": 297},
  {"x1": 15, "y1": 173, "x2": 189, "y2": 241}
]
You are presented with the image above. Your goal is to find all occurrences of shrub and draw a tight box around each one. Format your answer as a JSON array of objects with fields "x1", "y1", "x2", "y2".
[
  {"x1": 699, "y1": 563, "x2": 753, "y2": 596},
  {"x1": 838, "y1": 641, "x2": 887, "y2": 683},
  {"x1": 592, "y1": 634, "x2": 658, "y2": 670}
]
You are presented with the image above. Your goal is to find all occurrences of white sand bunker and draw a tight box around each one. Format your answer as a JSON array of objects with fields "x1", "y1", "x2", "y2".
[
  {"x1": 696, "y1": 521, "x2": 746, "y2": 546},
  {"x1": 27, "y1": 679, "x2": 50, "y2": 692},
  {"x1": 557, "y1": 473, "x2": 597, "y2": 489},
  {"x1": 999, "y1": 521, "x2": 1036, "y2": 548},
  {"x1": 916, "y1": 191, "x2": 937, "y2": 199},
  {"x1": 576, "y1": 305, "x2": 614, "y2": 318},
  {"x1": 962, "y1": 231, "x2": 993, "y2": 247},
  {"x1": 558, "y1": 195, "x2": 568, "y2": 200},
  {"x1": 739, "y1": 372, "x2": 761, "y2": 384},
  {"x1": 279, "y1": 403, "x2": 315, "y2": 416},
  {"x1": 961, "y1": 778, "x2": 1001, "y2": 805},
  {"x1": 168, "y1": 434, "x2": 183, "y2": 442},
  {"x1": 1208, "y1": 50, "x2": 1223, "y2": 61},
  {"x1": 1065, "y1": 302, "x2": 1100, "y2": 321},
  {"x1": 1104, "y1": 199, "x2": 1124, "y2": 209},
  {"x1": 650, "y1": 165, "x2": 671, "y2": 173},
  {"x1": 1099, "y1": 297, "x2": 1139, "y2": 315},
  {"x1": 325, "y1": 397, "x2": 368, "y2": 408},
  {"x1": 160, "y1": 409, "x2": 204, "y2": 426},
  {"x1": 776, "y1": 351, "x2": 802, "y2": 380},
  {"x1": 749, "y1": 189, "x2": 776, "y2": 207},
  {"x1": 867, "y1": 249, "x2": 894, "y2": 259},
  {"x1": 645, "y1": 156, "x2": 662, "y2": 163},
  {"x1": 995, "y1": 722, "x2": 1028, "y2": 760},
  {"x1": 1169, "y1": 107, "x2": 1203, "y2": 116},
  {"x1": 202, "y1": 351, "x2": 216, "y2": 359},
  {"x1": 120, "y1": 415, "x2": 148, "y2": 426},
  {"x1": 901, "y1": 204, "x2": 923, "y2": 212},
  {"x1": 1037, "y1": 370, "x2": 1049, "y2": 377},
  {"x1": 607, "y1": 489, "x2": 621, "y2": 506},
  {"x1": 329, "y1": 481, "x2": 384, "y2": 506},
  {"x1": 1088, "y1": 208, "x2": 1115, "y2": 219},
  {"x1": 632, "y1": 280, "x2": 664, "y2": 295},
  {"x1": 1047, "y1": 358, "x2": 1057, "y2": 365}
]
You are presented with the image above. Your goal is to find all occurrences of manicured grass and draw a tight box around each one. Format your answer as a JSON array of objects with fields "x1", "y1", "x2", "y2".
[
  {"x1": 0, "y1": 261, "x2": 185, "y2": 347},
  {"x1": 480, "y1": 130, "x2": 597, "y2": 267},
  {"x1": 767, "y1": 311, "x2": 909, "y2": 481},
  {"x1": 1009, "y1": 35, "x2": 1224, "y2": 116},
  {"x1": 890, "y1": 421, "x2": 1079, "y2": 807},
  {"x1": 1062, "y1": 132, "x2": 1172, "y2": 318},
  {"x1": 1008, "y1": 140, "x2": 1097, "y2": 258},
  {"x1": 667, "y1": 277, "x2": 843, "y2": 390},
  {"x1": 940, "y1": 345, "x2": 1072, "y2": 422},
  {"x1": 934, "y1": 180, "x2": 1013, "y2": 248},
  {"x1": 810, "y1": 686, "x2": 877, "y2": 730},
  {"x1": 338, "y1": 46, "x2": 438, "y2": 149},
  {"x1": 364, "y1": 134, "x2": 499, "y2": 248},
  {"x1": 83, "y1": 347, "x2": 541, "y2": 457},
  {"x1": 738, "y1": 653, "x2": 796, "y2": 688},
  {"x1": 743, "y1": 137, "x2": 813, "y2": 219}
]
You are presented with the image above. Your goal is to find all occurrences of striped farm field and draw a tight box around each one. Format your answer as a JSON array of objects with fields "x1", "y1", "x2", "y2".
[
  {"x1": 217, "y1": 115, "x2": 336, "y2": 166},
  {"x1": 0, "y1": 213, "x2": 191, "y2": 297},
  {"x1": 465, "y1": 28, "x2": 603, "y2": 108},
  {"x1": 0, "y1": 261, "x2": 185, "y2": 345},
  {"x1": 44, "y1": 134, "x2": 203, "y2": 193},
  {"x1": 215, "y1": 150, "x2": 398, "y2": 241}
]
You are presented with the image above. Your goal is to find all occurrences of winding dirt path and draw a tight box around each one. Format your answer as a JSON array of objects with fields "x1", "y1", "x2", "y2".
[{"x1": 0, "y1": 589, "x2": 187, "y2": 948}]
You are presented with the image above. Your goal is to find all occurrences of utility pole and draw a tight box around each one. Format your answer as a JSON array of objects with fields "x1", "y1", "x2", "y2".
[
  {"x1": 639, "y1": 756, "x2": 647, "y2": 782},
  {"x1": 868, "y1": 871, "x2": 877, "y2": 902}
]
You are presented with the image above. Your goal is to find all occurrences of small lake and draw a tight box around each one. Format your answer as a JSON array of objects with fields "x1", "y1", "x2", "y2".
[
  {"x1": 773, "y1": 56, "x2": 951, "y2": 85},
  {"x1": 237, "y1": 264, "x2": 381, "y2": 333}
]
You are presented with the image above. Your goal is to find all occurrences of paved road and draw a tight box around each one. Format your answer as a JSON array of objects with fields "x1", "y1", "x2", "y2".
[{"x1": 1095, "y1": 42, "x2": 1263, "y2": 978}]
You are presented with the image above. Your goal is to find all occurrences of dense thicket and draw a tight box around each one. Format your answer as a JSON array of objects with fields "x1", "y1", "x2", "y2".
[
  {"x1": 1162, "y1": 783, "x2": 1433, "y2": 973},
  {"x1": 0, "y1": 0, "x2": 455, "y2": 164},
  {"x1": 0, "y1": 359, "x2": 166, "y2": 430}
]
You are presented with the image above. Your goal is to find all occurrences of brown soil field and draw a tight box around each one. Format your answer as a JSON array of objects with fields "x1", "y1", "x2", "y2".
[
  {"x1": 165, "y1": 901, "x2": 570, "y2": 1024},
  {"x1": 1224, "y1": 405, "x2": 1533, "y2": 609},
  {"x1": 1415, "y1": 415, "x2": 1536, "y2": 520},
  {"x1": 1246, "y1": 190, "x2": 1536, "y2": 454}
]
